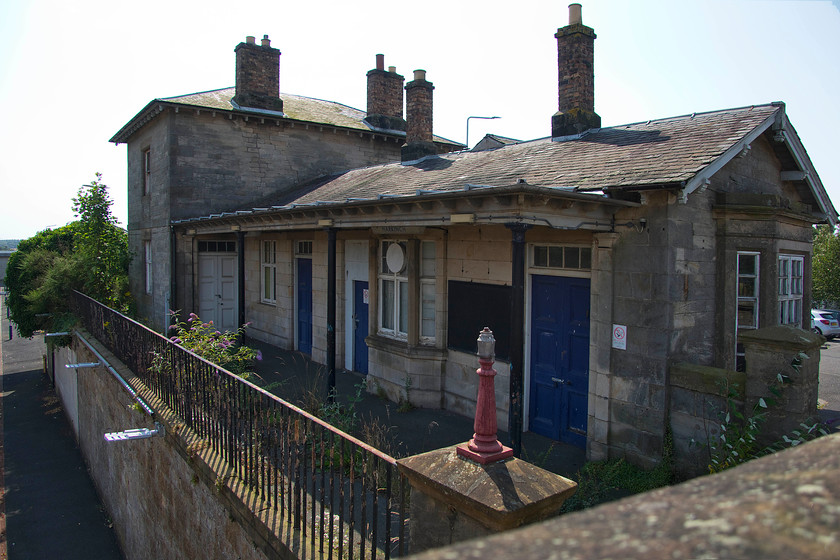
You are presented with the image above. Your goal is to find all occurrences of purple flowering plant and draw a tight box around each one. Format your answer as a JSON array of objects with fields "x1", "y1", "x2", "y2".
[{"x1": 166, "y1": 311, "x2": 261, "y2": 378}]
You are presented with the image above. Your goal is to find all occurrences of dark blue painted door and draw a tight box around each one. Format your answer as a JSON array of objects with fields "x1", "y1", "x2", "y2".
[
  {"x1": 297, "y1": 258, "x2": 312, "y2": 355},
  {"x1": 529, "y1": 275, "x2": 590, "y2": 447},
  {"x1": 353, "y1": 281, "x2": 369, "y2": 374}
]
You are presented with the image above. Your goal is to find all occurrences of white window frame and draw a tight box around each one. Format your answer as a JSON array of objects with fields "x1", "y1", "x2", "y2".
[
  {"x1": 142, "y1": 148, "x2": 151, "y2": 196},
  {"x1": 735, "y1": 251, "x2": 760, "y2": 370},
  {"x1": 261, "y1": 240, "x2": 277, "y2": 305},
  {"x1": 419, "y1": 241, "x2": 436, "y2": 343},
  {"x1": 144, "y1": 240, "x2": 153, "y2": 294},
  {"x1": 531, "y1": 244, "x2": 592, "y2": 271},
  {"x1": 778, "y1": 254, "x2": 803, "y2": 326},
  {"x1": 379, "y1": 240, "x2": 408, "y2": 340}
]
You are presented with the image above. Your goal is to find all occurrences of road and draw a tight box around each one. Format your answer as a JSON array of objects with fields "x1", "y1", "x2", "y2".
[{"x1": 819, "y1": 338, "x2": 840, "y2": 429}]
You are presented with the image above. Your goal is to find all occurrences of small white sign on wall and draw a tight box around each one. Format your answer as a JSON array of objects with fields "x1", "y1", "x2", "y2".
[
  {"x1": 612, "y1": 324, "x2": 627, "y2": 350},
  {"x1": 363, "y1": 289, "x2": 369, "y2": 305}
]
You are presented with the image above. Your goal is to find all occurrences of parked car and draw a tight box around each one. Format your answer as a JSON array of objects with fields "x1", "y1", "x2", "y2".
[{"x1": 811, "y1": 309, "x2": 840, "y2": 339}]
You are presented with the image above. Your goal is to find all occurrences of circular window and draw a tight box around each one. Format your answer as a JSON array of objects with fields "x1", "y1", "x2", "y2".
[{"x1": 386, "y1": 243, "x2": 405, "y2": 273}]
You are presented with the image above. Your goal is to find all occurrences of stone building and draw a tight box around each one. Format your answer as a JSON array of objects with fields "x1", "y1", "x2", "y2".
[
  {"x1": 113, "y1": 6, "x2": 836, "y2": 468},
  {"x1": 111, "y1": 37, "x2": 461, "y2": 328}
]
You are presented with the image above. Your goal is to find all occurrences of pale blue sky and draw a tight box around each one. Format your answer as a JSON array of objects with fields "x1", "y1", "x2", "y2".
[{"x1": 1, "y1": 0, "x2": 838, "y2": 238}]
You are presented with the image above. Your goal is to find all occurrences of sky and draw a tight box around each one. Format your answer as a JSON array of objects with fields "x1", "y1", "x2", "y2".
[{"x1": 0, "y1": 0, "x2": 838, "y2": 240}]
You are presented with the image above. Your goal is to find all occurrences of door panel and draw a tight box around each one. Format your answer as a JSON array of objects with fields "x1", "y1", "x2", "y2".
[
  {"x1": 297, "y1": 258, "x2": 313, "y2": 355},
  {"x1": 197, "y1": 254, "x2": 237, "y2": 331},
  {"x1": 529, "y1": 275, "x2": 590, "y2": 447},
  {"x1": 353, "y1": 281, "x2": 369, "y2": 374}
]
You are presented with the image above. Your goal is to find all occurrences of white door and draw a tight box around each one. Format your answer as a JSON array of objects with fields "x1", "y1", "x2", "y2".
[{"x1": 198, "y1": 254, "x2": 237, "y2": 332}]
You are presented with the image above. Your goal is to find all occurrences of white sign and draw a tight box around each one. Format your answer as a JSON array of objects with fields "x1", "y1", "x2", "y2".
[
  {"x1": 612, "y1": 324, "x2": 627, "y2": 350},
  {"x1": 362, "y1": 289, "x2": 369, "y2": 305}
]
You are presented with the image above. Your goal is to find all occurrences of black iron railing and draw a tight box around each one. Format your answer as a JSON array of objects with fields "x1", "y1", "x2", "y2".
[{"x1": 73, "y1": 291, "x2": 409, "y2": 558}]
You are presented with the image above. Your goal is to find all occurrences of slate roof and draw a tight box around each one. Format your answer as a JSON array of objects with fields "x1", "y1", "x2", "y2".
[
  {"x1": 111, "y1": 87, "x2": 461, "y2": 146},
  {"x1": 282, "y1": 104, "x2": 783, "y2": 205}
]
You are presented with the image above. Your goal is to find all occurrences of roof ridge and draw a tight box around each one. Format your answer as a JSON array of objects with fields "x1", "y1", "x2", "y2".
[{"x1": 606, "y1": 102, "x2": 781, "y2": 130}]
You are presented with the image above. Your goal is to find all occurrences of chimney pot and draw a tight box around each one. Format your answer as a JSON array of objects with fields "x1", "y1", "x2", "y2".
[
  {"x1": 413, "y1": 69, "x2": 427, "y2": 81},
  {"x1": 376, "y1": 54, "x2": 385, "y2": 71},
  {"x1": 261, "y1": 35, "x2": 270, "y2": 47},
  {"x1": 388, "y1": 66, "x2": 396, "y2": 73},
  {"x1": 246, "y1": 35, "x2": 256, "y2": 44},
  {"x1": 569, "y1": 3, "x2": 582, "y2": 25}
]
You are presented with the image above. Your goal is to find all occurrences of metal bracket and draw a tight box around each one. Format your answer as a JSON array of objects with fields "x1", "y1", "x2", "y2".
[{"x1": 104, "y1": 422, "x2": 165, "y2": 442}]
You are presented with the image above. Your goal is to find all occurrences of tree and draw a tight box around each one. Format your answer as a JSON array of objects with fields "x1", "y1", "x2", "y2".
[
  {"x1": 3, "y1": 174, "x2": 133, "y2": 337},
  {"x1": 812, "y1": 224, "x2": 840, "y2": 308}
]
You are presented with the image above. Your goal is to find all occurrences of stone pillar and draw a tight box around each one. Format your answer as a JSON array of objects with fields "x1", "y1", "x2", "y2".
[
  {"x1": 739, "y1": 326, "x2": 822, "y2": 445},
  {"x1": 588, "y1": 232, "x2": 619, "y2": 461},
  {"x1": 397, "y1": 447, "x2": 577, "y2": 554}
]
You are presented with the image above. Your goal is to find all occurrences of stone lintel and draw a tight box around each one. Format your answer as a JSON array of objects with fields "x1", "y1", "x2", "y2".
[
  {"x1": 739, "y1": 325, "x2": 824, "y2": 353},
  {"x1": 397, "y1": 445, "x2": 577, "y2": 532}
]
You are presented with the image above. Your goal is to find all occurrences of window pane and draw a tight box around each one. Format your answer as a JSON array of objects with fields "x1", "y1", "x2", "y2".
[
  {"x1": 738, "y1": 277, "x2": 756, "y2": 297},
  {"x1": 564, "y1": 247, "x2": 580, "y2": 269},
  {"x1": 421, "y1": 241, "x2": 436, "y2": 277},
  {"x1": 534, "y1": 246, "x2": 548, "y2": 267},
  {"x1": 399, "y1": 280, "x2": 408, "y2": 334},
  {"x1": 549, "y1": 246, "x2": 564, "y2": 267},
  {"x1": 738, "y1": 301, "x2": 757, "y2": 328},
  {"x1": 738, "y1": 255, "x2": 756, "y2": 275},
  {"x1": 382, "y1": 280, "x2": 394, "y2": 330},
  {"x1": 581, "y1": 248, "x2": 592, "y2": 269},
  {"x1": 421, "y1": 282, "x2": 435, "y2": 338}
]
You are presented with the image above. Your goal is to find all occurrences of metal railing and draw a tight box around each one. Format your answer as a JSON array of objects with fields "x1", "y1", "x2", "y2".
[{"x1": 73, "y1": 292, "x2": 409, "y2": 558}]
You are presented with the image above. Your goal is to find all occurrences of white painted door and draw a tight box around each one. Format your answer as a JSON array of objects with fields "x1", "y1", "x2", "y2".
[{"x1": 198, "y1": 254, "x2": 237, "y2": 332}]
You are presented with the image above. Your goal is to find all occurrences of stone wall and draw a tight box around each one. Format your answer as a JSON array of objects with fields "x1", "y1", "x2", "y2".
[{"x1": 56, "y1": 332, "x2": 298, "y2": 560}]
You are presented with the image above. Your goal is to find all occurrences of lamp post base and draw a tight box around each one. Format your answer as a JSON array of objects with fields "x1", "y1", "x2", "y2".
[{"x1": 456, "y1": 441, "x2": 514, "y2": 465}]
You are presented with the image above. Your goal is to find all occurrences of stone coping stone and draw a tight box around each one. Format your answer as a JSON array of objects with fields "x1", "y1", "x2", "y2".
[
  {"x1": 397, "y1": 445, "x2": 577, "y2": 532},
  {"x1": 408, "y1": 433, "x2": 840, "y2": 560}
]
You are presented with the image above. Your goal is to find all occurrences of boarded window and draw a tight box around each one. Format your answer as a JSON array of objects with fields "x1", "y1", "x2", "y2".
[{"x1": 447, "y1": 281, "x2": 511, "y2": 360}]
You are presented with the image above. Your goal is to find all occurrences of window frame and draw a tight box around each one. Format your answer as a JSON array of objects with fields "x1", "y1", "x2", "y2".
[
  {"x1": 261, "y1": 240, "x2": 277, "y2": 305},
  {"x1": 144, "y1": 240, "x2": 153, "y2": 295},
  {"x1": 419, "y1": 240, "x2": 436, "y2": 343},
  {"x1": 378, "y1": 240, "x2": 409, "y2": 340},
  {"x1": 142, "y1": 148, "x2": 151, "y2": 196},
  {"x1": 735, "y1": 251, "x2": 760, "y2": 371},
  {"x1": 778, "y1": 254, "x2": 804, "y2": 326}
]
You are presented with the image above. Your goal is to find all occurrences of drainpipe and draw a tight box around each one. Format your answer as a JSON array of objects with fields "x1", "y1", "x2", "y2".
[
  {"x1": 170, "y1": 226, "x2": 177, "y2": 331},
  {"x1": 237, "y1": 231, "x2": 245, "y2": 328},
  {"x1": 327, "y1": 228, "x2": 337, "y2": 402},
  {"x1": 506, "y1": 222, "x2": 531, "y2": 457}
]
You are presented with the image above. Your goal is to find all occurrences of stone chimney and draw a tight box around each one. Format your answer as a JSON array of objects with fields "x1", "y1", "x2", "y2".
[
  {"x1": 232, "y1": 35, "x2": 284, "y2": 113},
  {"x1": 402, "y1": 69, "x2": 436, "y2": 162},
  {"x1": 365, "y1": 54, "x2": 406, "y2": 131},
  {"x1": 551, "y1": 4, "x2": 601, "y2": 137}
]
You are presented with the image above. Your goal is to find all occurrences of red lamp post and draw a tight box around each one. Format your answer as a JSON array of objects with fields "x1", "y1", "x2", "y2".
[{"x1": 457, "y1": 327, "x2": 514, "y2": 464}]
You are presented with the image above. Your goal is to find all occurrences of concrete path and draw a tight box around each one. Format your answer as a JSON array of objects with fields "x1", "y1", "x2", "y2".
[{"x1": 0, "y1": 298, "x2": 123, "y2": 560}]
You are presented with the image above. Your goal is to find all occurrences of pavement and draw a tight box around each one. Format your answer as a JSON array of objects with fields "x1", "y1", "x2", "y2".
[
  {"x1": 244, "y1": 337, "x2": 588, "y2": 477},
  {"x1": 0, "y1": 297, "x2": 123, "y2": 559}
]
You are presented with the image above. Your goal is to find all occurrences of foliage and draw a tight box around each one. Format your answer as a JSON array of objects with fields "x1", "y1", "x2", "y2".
[
  {"x1": 167, "y1": 312, "x2": 261, "y2": 378},
  {"x1": 812, "y1": 224, "x2": 840, "y2": 307},
  {"x1": 703, "y1": 352, "x2": 829, "y2": 474},
  {"x1": 3, "y1": 174, "x2": 132, "y2": 338},
  {"x1": 561, "y1": 451, "x2": 674, "y2": 513},
  {"x1": 71, "y1": 173, "x2": 132, "y2": 310}
]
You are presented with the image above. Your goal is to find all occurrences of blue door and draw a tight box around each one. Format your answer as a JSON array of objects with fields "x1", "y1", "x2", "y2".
[
  {"x1": 353, "y1": 281, "x2": 369, "y2": 374},
  {"x1": 297, "y1": 258, "x2": 312, "y2": 355},
  {"x1": 529, "y1": 275, "x2": 590, "y2": 447}
]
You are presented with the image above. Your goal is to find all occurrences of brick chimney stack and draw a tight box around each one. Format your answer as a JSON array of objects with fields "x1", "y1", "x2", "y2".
[
  {"x1": 233, "y1": 34, "x2": 284, "y2": 113},
  {"x1": 551, "y1": 4, "x2": 601, "y2": 137},
  {"x1": 365, "y1": 54, "x2": 406, "y2": 131},
  {"x1": 402, "y1": 69, "x2": 437, "y2": 162}
]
